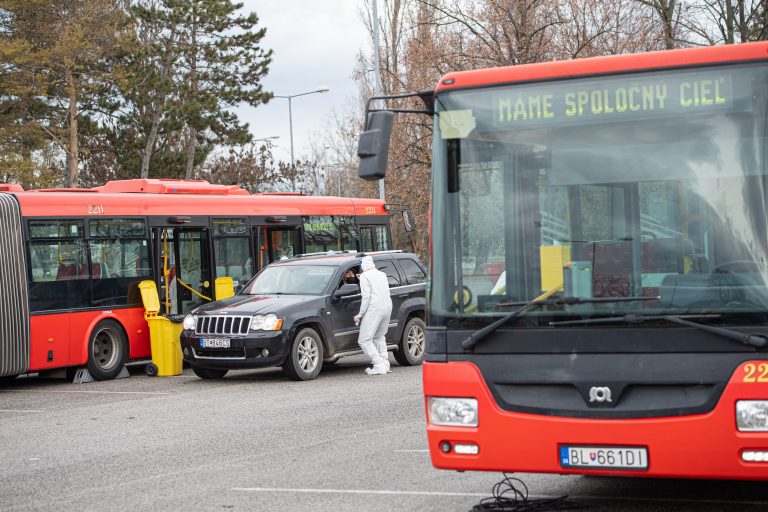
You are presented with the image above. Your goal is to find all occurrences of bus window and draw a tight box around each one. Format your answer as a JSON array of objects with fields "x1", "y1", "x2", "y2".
[
  {"x1": 27, "y1": 220, "x2": 89, "y2": 311},
  {"x1": 373, "y1": 225, "x2": 390, "y2": 250},
  {"x1": 338, "y1": 216, "x2": 358, "y2": 251},
  {"x1": 303, "y1": 216, "x2": 338, "y2": 252},
  {"x1": 360, "y1": 227, "x2": 375, "y2": 252},
  {"x1": 88, "y1": 219, "x2": 150, "y2": 307},
  {"x1": 213, "y1": 219, "x2": 252, "y2": 292}
]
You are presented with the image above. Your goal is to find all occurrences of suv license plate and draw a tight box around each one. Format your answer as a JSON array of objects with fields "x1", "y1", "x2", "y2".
[
  {"x1": 560, "y1": 446, "x2": 648, "y2": 470},
  {"x1": 200, "y1": 338, "x2": 231, "y2": 348}
]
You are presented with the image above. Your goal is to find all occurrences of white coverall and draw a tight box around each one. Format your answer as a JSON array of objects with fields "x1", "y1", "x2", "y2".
[{"x1": 356, "y1": 257, "x2": 393, "y2": 373}]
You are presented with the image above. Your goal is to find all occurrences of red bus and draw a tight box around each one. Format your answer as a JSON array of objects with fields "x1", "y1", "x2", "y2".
[
  {"x1": 360, "y1": 42, "x2": 768, "y2": 479},
  {"x1": 0, "y1": 179, "x2": 393, "y2": 381}
]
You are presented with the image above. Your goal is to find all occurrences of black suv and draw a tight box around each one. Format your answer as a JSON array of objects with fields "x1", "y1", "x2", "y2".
[{"x1": 180, "y1": 251, "x2": 426, "y2": 380}]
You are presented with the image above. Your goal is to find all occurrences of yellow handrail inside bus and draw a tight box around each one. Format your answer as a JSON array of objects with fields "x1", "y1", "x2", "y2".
[
  {"x1": 176, "y1": 277, "x2": 211, "y2": 301},
  {"x1": 163, "y1": 229, "x2": 170, "y2": 311}
]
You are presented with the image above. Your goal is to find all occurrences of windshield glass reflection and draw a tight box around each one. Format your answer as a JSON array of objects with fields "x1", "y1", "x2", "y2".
[
  {"x1": 431, "y1": 63, "x2": 768, "y2": 326},
  {"x1": 244, "y1": 265, "x2": 335, "y2": 295}
]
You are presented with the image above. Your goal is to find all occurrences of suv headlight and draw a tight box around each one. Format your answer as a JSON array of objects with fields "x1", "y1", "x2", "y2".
[
  {"x1": 428, "y1": 397, "x2": 478, "y2": 427},
  {"x1": 183, "y1": 314, "x2": 197, "y2": 331},
  {"x1": 250, "y1": 314, "x2": 283, "y2": 331}
]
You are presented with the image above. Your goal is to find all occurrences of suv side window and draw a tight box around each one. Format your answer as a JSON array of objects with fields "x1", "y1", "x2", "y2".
[
  {"x1": 376, "y1": 259, "x2": 401, "y2": 287},
  {"x1": 339, "y1": 265, "x2": 361, "y2": 289},
  {"x1": 398, "y1": 258, "x2": 426, "y2": 284}
]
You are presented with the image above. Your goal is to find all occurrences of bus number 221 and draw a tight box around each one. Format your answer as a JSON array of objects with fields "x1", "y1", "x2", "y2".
[{"x1": 743, "y1": 363, "x2": 768, "y2": 383}]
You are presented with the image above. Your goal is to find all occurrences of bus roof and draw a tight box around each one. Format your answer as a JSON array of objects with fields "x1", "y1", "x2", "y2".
[
  {"x1": 2, "y1": 179, "x2": 386, "y2": 217},
  {"x1": 435, "y1": 41, "x2": 768, "y2": 93}
]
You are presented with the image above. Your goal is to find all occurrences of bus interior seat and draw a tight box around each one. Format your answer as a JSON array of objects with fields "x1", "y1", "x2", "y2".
[
  {"x1": 216, "y1": 265, "x2": 226, "y2": 277},
  {"x1": 79, "y1": 263, "x2": 104, "y2": 279},
  {"x1": 56, "y1": 263, "x2": 78, "y2": 280}
]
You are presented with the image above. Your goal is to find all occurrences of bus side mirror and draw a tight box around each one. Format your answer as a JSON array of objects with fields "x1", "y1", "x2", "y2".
[
  {"x1": 358, "y1": 111, "x2": 394, "y2": 181},
  {"x1": 402, "y1": 209, "x2": 414, "y2": 232}
]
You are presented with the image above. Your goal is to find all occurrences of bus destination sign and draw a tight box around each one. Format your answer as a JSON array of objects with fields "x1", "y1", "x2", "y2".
[{"x1": 494, "y1": 69, "x2": 738, "y2": 127}]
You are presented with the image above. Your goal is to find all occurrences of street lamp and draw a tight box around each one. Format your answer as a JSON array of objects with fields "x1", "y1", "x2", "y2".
[
  {"x1": 274, "y1": 86, "x2": 330, "y2": 191},
  {"x1": 254, "y1": 135, "x2": 280, "y2": 143}
]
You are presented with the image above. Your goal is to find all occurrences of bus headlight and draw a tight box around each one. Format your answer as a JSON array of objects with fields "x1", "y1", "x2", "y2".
[
  {"x1": 737, "y1": 400, "x2": 768, "y2": 431},
  {"x1": 428, "y1": 397, "x2": 478, "y2": 427},
  {"x1": 183, "y1": 314, "x2": 197, "y2": 331}
]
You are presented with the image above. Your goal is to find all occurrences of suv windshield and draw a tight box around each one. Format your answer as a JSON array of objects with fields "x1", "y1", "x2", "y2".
[
  {"x1": 431, "y1": 62, "x2": 768, "y2": 327},
  {"x1": 244, "y1": 265, "x2": 336, "y2": 295}
]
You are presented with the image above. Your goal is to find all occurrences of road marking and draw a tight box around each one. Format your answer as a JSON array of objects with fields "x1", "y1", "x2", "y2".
[
  {"x1": 231, "y1": 487, "x2": 486, "y2": 497},
  {"x1": 394, "y1": 449, "x2": 429, "y2": 453},
  {"x1": 0, "y1": 409, "x2": 44, "y2": 413},
  {"x1": 230, "y1": 487, "x2": 768, "y2": 506},
  {"x1": 3, "y1": 390, "x2": 172, "y2": 395}
]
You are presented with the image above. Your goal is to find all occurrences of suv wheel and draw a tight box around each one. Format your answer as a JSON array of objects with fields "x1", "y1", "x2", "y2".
[
  {"x1": 394, "y1": 317, "x2": 425, "y2": 366},
  {"x1": 283, "y1": 327, "x2": 324, "y2": 381}
]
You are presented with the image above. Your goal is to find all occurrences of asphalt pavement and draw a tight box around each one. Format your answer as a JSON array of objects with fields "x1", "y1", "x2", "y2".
[{"x1": 2, "y1": 356, "x2": 768, "y2": 512}]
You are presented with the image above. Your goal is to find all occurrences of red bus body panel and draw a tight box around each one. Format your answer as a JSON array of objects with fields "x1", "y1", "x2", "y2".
[
  {"x1": 29, "y1": 309, "x2": 150, "y2": 371},
  {"x1": 436, "y1": 41, "x2": 768, "y2": 92},
  {"x1": 424, "y1": 361, "x2": 768, "y2": 480}
]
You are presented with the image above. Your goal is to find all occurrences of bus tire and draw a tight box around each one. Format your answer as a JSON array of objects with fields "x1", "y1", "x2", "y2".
[
  {"x1": 86, "y1": 319, "x2": 128, "y2": 381},
  {"x1": 192, "y1": 366, "x2": 228, "y2": 379},
  {"x1": 394, "y1": 317, "x2": 426, "y2": 366},
  {"x1": 282, "y1": 327, "x2": 323, "y2": 381}
]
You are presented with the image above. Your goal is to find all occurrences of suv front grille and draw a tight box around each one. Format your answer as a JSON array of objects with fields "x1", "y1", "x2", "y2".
[{"x1": 196, "y1": 315, "x2": 251, "y2": 336}]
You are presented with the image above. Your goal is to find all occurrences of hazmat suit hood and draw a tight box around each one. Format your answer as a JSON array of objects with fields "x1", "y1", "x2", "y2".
[{"x1": 361, "y1": 256, "x2": 375, "y2": 272}]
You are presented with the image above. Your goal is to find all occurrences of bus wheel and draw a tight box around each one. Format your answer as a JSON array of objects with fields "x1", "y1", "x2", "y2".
[
  {"x1": 87, "y1": 319, "x2": 128, "y2": 381},
  {"x1": 283, "y1": 327, "x2": 323, "y2": 381},
  {"x1": 394, "y1": 317, "x2": 426, "y2": 366},
  {"x1": 192, "y1": 366, "x2": 228, "y2": 379}
]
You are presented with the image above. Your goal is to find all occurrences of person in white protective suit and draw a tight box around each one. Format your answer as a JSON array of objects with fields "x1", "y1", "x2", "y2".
[{"x1": 353, "y1": 256, "x2": 393, "y2": 375}]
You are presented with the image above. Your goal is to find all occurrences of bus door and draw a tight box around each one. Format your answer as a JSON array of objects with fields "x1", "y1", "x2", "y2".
[
  {"x1": 154, "y1": 226, "x2": 212, "y2": 315},
  {"x1": 253, "y1": 225, "x2": 301, "y2": 271}
]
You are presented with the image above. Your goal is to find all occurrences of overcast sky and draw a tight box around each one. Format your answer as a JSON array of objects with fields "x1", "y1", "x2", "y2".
[{"x1": 238, "y1": 0, "x2": 370, "y2": 163}]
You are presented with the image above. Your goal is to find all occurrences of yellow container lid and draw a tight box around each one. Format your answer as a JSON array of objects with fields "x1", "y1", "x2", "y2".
[{"x1": 139, "y1": 280, "x2": 161, "y2": 316}]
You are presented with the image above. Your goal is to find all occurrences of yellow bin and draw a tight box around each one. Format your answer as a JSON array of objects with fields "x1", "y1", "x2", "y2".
[{"x1": 139, "y1": 280, "x2": 183, "y2": 377}]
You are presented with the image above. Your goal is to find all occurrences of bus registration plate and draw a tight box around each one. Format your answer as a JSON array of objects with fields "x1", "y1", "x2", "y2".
[
  {"x1": 560, "y1": 446, "x2": 648, "y2": 470},
  {"x1": 200, "y1": 338, "x2": 231, "y2": 348}
]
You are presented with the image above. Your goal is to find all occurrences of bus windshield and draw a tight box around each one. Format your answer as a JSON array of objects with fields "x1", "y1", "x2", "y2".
[{"x1": 431, "y1": 62, "x2": 768, "y2": 326}]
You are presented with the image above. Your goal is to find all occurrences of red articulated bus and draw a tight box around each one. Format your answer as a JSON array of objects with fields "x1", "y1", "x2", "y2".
[
  {"x1": 359, "y1": 42, "x2": 768, "y2": 479},
  {"x1": 0, "y1": 179, "x2": 393, "y2": 381}
]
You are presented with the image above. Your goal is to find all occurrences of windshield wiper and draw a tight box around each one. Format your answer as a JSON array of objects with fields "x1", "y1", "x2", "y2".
[
  {"x1": 461, "y1": 294, "x2": 656, "y2": 351},
  {"x1": 550, "y1": 314, "x2": 768, "y2": 349}
]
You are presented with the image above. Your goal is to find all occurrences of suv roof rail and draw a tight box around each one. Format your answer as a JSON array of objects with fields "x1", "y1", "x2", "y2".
[
  {"x1": 356, "y1": 250, "x2": 404, "y2": 257},
  {"x1": 292, "y1": 250, "x2": 358, "y2": 259}
]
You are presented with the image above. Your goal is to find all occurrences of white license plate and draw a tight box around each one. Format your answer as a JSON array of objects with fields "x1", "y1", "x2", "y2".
[
  {"x1": 200, "y1": 338, "x2": 231, "y2": 348},
  {"x1": 560, "y1": 446, "x2": 648, "y2": 470}
]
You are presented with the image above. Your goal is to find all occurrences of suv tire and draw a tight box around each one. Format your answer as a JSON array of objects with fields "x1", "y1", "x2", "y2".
[
  {"x1": 283, "y1": 327, "x2": 324, "y2": 381},
  {"x1": 394, "y1": 317, "x2": 425, "y2": 366}
]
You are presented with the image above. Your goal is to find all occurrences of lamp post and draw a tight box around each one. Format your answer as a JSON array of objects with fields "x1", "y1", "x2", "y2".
[
  {"x1": 253, "y1": 135, "x2": 279, "y2": 143},
  {"x1": 274, "y1": 86, "x2": 330, "y2": 191}
]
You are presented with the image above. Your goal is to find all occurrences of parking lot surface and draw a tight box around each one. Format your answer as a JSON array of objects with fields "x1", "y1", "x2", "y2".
[{"x1": 2, "y1": 356, "x2": 768, "y2": 512}]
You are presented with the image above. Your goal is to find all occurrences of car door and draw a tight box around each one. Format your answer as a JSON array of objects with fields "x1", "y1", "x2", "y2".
[
  {"x1": 373, "y1": 256, "x2": 407, "y2": 342},
  {"x1": 329, "y1": 264, "x2": 362, "y2": 351}
]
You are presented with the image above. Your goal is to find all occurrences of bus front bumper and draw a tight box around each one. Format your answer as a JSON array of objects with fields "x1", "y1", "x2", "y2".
[{"x1": 423, "y1": 360, "x2": 768, "y2": 480}]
